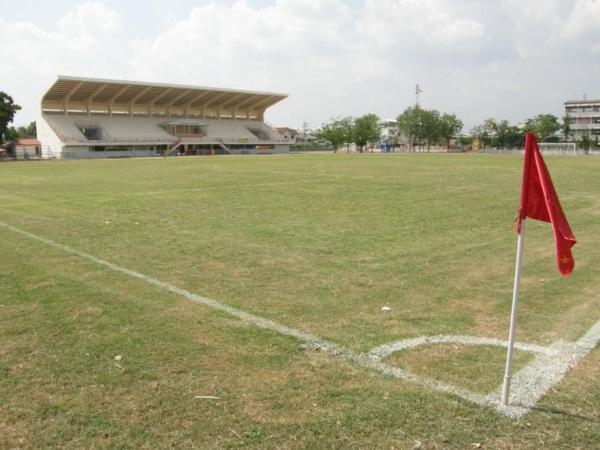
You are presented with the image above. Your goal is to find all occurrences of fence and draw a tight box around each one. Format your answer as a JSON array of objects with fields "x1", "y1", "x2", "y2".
[{"x1": 478, "y1": 147, "x2": 600, "y2": 156}]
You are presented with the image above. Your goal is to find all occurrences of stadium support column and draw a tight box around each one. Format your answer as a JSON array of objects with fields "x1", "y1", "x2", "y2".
[
  {"x1": 88, "y1": 83, "x2": 108, "y2": 118},
  {"x1": 64, "y1": 81, "x2": 84, "y2": 117},
  {"x1": 130, "y1": 87, "x2": 152, "y2": 118},
  {"x1": 108, "y1": 85, "x2": 131, "y2": 118},
  {"x1": 148, "y1": 88, "x2": 174, "y2": 118}
]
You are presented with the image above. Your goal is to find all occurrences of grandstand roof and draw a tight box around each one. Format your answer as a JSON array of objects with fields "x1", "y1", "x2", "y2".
[{"x1": 41, "y1": 75, "x2": 288, "y2": 119}]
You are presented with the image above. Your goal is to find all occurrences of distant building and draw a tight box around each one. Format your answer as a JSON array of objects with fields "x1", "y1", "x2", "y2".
[
  {"x1": 275, "y1": 127, "x2": 298, "y2": 144},
  {"x1": 379, "y1": 119, "x2": 399, "y2": 144},
  {"x1": 13, "y1": 138, "x2": 41, "y2": 159},
  {"x1": 564, "y1": 98, "x2": 600, "y2": 140},
  {"x1": 295, "y1": 131, "x2": 318, "y2": 145}
]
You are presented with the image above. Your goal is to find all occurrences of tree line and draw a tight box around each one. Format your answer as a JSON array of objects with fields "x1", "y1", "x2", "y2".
[
  {"x1": 317, "y1": 107, "x2": 464, "y2": 152},
  {"x1": 3, "y1": 121, "x2": 36, "y2": 142},
  {"x1": 396, "y1": 107, "x2": 462, "y2": 149},
  {"x1": 316, "y1": 115, "x2": 377, "y2": 153},
  {"x1": 318, "y1": 109, "x2": 597, "y2": 152},
  {"x1": 0, "y1": 92, "x2": 23, "y2": 145},
  {"x1": 470, "y1": 114, "x2": 560, "y2": 149},
  {"x1": 470, "y1": 114, "x2": 597, "y2": 150}
]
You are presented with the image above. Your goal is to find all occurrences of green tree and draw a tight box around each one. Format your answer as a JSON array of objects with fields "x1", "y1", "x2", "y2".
[
  {"x1": 0, "y1": 92, "x2": 22, "y2": 144},
  {"x1": 339, "y1": 117, "x2": 354, "y2": 152},
  {"x1": 484, "y1": 118, "x2": 498, "y2": 147},
  {"x1": 16, "y1": 121, "x2": 36, "y2": 138},
  {"x1": 525, "y1": 114, "x2": 560, "y2": 142},
  {"x1": 578, "y1": 132, "x2": 592, "y2": 153},
  {"x1": 495, "y1": 120, "x2": 524, "y2": 149},
  {"x1": 494, "y1": 120, "x2": 510, "y2": 148},
  {"x1": 421, "y1": 109, "x2": 441, "y2": 150},
  {"x1": 470, "y1": 125, "x2": 489, "y2": 149},
  {"x1": 458, "y1": 134, "x2": 474, "y2": 147},
  {"x1": 506, "y1": 126, "x2": 525, "y2": 148},
  {"x1": 396, "y1": 107, "x2": 418, "y2": 149},
  {"x1": 562, "y1": 114, "x2": 573, "y2": 142},
  {"x1": 438, "y1": 113, "x2": 463, "y2": 150},
  {"x1": 353, "y1": 114, "x2": 380, "y2": 152},
  {"x1": 319, "y1": 116, "x2": 354, "y2": 152},
  {"x1": 398, "y1": 107, "x2": 464, "y2": 151},
  {"x1": 4, "y1": 126, "x2": 19, "y2": 142},
  {"x1": 471, "y1": 118, "x2": 498, "y2": 149},
  {"x1": 397, "y1": 106, "x2": 430, "y2": 150}
]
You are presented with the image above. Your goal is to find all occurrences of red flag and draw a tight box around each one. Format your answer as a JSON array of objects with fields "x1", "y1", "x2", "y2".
[{"x1": 518, "y1": 132, "x2": 576, "y2": 276}]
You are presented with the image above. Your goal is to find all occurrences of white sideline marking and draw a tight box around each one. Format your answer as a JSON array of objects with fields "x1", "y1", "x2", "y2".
[
  {"x1": 2, "y1": 219, "x2": 598, "y2": 419},
  {"x1": 0, "y1": 220, "x2": 347, "y2": 355},
  {"x1": 487, "y1": 320, "x2": 600, "y2": 418}
]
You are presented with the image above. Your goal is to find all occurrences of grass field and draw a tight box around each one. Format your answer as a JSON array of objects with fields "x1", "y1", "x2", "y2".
[{"x1": 1, "y1": 153, "x2": 599, "y2": 448}]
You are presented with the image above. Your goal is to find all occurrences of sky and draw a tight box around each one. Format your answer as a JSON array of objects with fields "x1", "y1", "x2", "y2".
[{"x1": 1, "y1": 0, "x2": 599, "y2": 131}]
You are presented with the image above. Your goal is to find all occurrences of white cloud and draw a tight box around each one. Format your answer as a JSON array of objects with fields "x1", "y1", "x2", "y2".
[
  {"x1": 128, "y1": 0, "x2": 361, "y2": 124},
  {"x1": 562, "y1": 0, "x2": 600, "y2": 39},
  {"x1": 0, "y1": 3, "x2": 127, "y2": 123},
  {"x1": 504, "y1": 0, "x2": 600, "y2": 59},
  {"x1": 359, "y1": 0, "x2": 485, "y2": 53},
  {"x1": 0, "y1": 0, "x2": 599, "y2": 130},
  {"x1": 130, "y1": 0, "x2": 353, "y2": 84},
  {"x1": 58, "y1": 2, "x2": 122, "y2": 40},
  {"x1": 129, "y1": 0, "x2": 491, "y2": 125}
]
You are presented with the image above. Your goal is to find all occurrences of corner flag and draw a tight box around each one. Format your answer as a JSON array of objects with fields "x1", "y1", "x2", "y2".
[
  {"x1": 502, "y1": 132, "x2": 577, "y2": 405},
  {"x1": 518, "y1": 132, "x2": 576, "y2": 276}
]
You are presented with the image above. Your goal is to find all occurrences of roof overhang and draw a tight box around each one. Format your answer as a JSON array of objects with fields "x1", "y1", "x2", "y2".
[
  {"x1": 161, "y1": 119, "x2": 208, "y2": 127},
  {"x1": 564, "y1": 100, "x2": 600, "y2": 105},
  {"x1": 41, "y1": 75, "x2": 288, "y2": 120}
]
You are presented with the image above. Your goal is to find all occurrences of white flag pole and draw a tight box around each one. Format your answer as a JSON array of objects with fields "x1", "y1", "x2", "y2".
[{"x1": 502, "y1": 219, "x2": 526, "y2": 405}]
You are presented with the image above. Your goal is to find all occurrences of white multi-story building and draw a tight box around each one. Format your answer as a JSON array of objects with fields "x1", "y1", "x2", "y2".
[
  {"x1": 564, "y1": 99, "x2": 600, "y2": 141},
  {"x1": 379, "y1": 119, "x2": 399, "y2": 143}
]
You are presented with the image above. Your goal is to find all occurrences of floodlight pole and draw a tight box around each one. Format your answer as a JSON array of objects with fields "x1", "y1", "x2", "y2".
[{"x1": 502, "y1": 219, "x2": 526, "y2": 406}]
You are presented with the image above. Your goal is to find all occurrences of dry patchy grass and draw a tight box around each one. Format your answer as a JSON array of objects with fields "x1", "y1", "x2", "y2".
[{"x1": 1, "y1": 153, "x2": 599, "y2": 448}]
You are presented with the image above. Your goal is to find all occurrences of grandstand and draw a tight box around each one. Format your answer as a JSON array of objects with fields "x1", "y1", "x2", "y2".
[{"x1": 37, "y1": 76, "x2": 289, "y2": 158}]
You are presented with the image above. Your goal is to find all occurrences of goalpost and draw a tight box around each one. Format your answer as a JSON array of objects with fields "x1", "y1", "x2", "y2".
[{"x1": 538, "y1": 142, "x2": 577, "y2": 156}]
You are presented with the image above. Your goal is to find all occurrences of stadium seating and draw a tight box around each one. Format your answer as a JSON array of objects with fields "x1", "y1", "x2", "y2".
[
  {"x1": 38, "y1": 76, "x2": 290, "y2": 157},
  {"x1": 43, "y1": 113, "x2": 280, "y2": 144}
]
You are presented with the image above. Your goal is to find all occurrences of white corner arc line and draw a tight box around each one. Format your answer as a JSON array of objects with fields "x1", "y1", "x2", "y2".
[
  {"x1": 2, "y1": 220, "x2": 598, "y2": 419},
  {"x1": 369, "y1": 335, "x2": 557, "y2": 359}
]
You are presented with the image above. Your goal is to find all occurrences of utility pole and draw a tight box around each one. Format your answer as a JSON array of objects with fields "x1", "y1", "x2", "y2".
[
  {"x1": 302, "y1": 120, "x2": 309, "y2": 150},
  {"x1": 415, "y1": 83, "x2": 423, "y2": 109}
]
